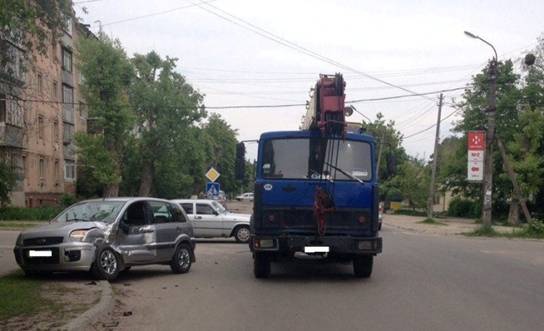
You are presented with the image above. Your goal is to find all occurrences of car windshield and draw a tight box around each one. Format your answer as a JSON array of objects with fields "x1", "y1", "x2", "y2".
[
  {"x1": 211, "y1": 201, "x2": 227, "y2": 214},
  {"x1": 262, "y1": 138, "x2": 372, "y2": 181},
  {"x1": 54, "y1": 201, "x2": 126, "y2": 224}
]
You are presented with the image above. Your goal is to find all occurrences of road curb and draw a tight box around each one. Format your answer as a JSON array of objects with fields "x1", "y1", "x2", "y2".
[{"x1": 62, "y1": 280, "x2": 114, "y2": 331}]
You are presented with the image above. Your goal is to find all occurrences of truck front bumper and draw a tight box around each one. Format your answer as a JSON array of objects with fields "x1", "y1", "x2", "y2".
[{"x1": 253, "y1": 235, "x2": 382, "y2": 255}]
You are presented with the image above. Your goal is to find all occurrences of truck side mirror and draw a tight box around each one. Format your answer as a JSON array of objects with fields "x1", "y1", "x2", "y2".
[{"x1": 235, "y1": 142, "x2": 246, "y2": 181}]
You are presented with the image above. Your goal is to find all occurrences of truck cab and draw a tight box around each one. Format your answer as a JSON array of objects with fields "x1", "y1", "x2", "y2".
[{"x1": 250, "y1": 130, "x2": 382, "y2": 278}]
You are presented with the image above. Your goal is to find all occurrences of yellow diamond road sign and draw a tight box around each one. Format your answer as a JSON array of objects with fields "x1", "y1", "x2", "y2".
[{"x1": 205, "y1": 167, "x2": 221, "y2": 182}]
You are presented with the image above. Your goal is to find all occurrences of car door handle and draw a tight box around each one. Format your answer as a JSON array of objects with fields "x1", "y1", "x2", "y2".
[
  {"x1": 137, "y1": 226, "x2": 154, "y2": 233},
  {"x1": 195, "y1": 216, "x2": 203, "y2": 220}
]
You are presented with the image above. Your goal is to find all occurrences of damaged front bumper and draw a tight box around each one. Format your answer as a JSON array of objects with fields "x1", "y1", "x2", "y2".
[{"x1": 13, "y1": 242, "x2": 96, "y2": 272}]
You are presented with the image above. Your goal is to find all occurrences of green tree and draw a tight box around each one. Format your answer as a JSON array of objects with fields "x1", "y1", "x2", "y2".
[
  {"x1": 0, "y1": 161, "x2": 15, "y2": 207},
  {"x1": 452, "y1": 60, "x2": 522, "y2": 217},
  {"x1": 201, "y1": 114, "x2": 239, "y2": 194},
  {"x1": 129, "y1": 51, "x2": 205, "y2": 196},
  {"x1": 0, "y1": 0, "x2": 71, "y2": 66},
  {"x1": 76, "y1": 33, "x2": 134, "y2": 197},
  {"x1": 390, "y1": 158, "x2": 429, "y2": 210}
]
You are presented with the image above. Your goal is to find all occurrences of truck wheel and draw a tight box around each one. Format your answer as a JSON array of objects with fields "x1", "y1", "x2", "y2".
[
  {"x1": 254, "y1": 252, "x2": 271, "y2": 278},
  {"x1": 171, "y1": 244, "x2": 192, "y2": 274},
  {"x1": 353, "y1": 255, "x2": 373, "y2": 278},
  {"x1": 91, "y1": 247, "x2": 121, "y2": 281},
  {"x1": 234, "y1": 226, "x2": 251, "y2": 243}
]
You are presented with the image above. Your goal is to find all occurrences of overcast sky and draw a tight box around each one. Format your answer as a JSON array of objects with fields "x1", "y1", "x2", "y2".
[{"x1": 75, "y1": 0, "x2": 543, "y2": 160}]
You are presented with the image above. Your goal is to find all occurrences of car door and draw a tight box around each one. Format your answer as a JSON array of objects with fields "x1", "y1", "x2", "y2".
[
  {"x1": 180, "y1": 202, "x2": 201, "y2": 236},
  {"x1": 116, "y1": 200, "x2": 157, "y2": 264},
  {"x1": 195, "y1": 202, "x2": 223, "y2": 237},
  {"x1": 148, "y1": 200, "x2": 178, "y2": 261}
]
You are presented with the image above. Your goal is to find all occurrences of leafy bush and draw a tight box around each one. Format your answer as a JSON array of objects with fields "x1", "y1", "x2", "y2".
[
  {"x1": 60, "y1": 194, "x2": 77, "y2": 207},
  {"x1": 448, "y1": 197, "x2": 480, "y2": 218},
  {"x1": 524, "y1": 220, "x2": 544, "y2": 237},
  {"x1": 0, "y1": 207, "x2": 62, "y2": 221}
]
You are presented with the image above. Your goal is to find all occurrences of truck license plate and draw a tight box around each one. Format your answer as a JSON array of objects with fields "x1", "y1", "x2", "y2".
[
  {"x1": 304, "y1": 246, "x2": 329, "y2": 253},
  {"x1": 28, "y1": 250, "x2": 52, "y2": 257}
]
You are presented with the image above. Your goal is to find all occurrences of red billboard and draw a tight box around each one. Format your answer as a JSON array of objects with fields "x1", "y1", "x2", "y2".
[{"x1": 468, "y1": 131, "x2": 486, "y2": 151}]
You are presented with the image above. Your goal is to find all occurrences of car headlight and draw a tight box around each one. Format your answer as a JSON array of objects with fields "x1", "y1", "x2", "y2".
[{"x1": 69, "y1": 229, "x2": 91, "y2": 241}]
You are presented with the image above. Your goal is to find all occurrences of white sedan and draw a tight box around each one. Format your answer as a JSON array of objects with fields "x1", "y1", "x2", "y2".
[
  {"x1": 171, "y1": 199, "x2": 251, "y2": 243},
  {"x1": 235, "y1": 192, "x2": 254, "y2": 201}
]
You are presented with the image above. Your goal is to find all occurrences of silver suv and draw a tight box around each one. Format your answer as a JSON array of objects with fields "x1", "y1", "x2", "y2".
[{"x1": 13, "y1": 197, "x2": 195, "y2": 281}]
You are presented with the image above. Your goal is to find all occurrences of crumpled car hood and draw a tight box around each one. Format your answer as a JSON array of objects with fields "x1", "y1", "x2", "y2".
[{"x1": 20, "y1": 221, "x2": 109, "y2": 239}]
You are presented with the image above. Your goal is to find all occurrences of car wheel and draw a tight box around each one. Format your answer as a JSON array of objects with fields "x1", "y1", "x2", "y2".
[
  {"x1": 234, "y1": 226, "x2": 251, "y2": 243},
  {"x1": 91, "y1": 247, "x2": 121, "y2": 281},
  {"x1": 171, "y1": 244, "x2": 192, "y2": 274},
  {"x1": 353, "y1": 255, "x2": 373, "y2": 278},
  {"x1": 254, "y1": 252, "x2": 271, "y2": 278}
]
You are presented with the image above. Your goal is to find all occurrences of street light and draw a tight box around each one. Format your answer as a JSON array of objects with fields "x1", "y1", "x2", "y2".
[{"x1": 464, "y1": 30, "x2": 498, "y2": 227}]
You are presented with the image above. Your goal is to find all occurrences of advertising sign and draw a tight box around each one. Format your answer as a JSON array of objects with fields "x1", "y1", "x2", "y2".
[{"x1": 467, "y1": 131, "x2": 486, "y2": 181}]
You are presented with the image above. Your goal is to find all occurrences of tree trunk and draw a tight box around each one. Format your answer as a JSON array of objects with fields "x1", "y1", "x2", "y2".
[
  {"x1": 507, "y1": 199, "x2": 520, "y2": 226},
  {"x1": 104, "y1": 183, "x2": 119, "y2": 197},
  {"x1": 138, "y1": 160, "x2": 154, "y2": 196}
]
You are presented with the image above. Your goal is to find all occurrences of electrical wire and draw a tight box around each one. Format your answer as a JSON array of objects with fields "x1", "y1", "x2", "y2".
[
  {"x1": 403, "y1": 108, "x2": 462, "y2": 140},
  {"x1": 192, "y1": 1, "x2": 436, "y2": 101},
  {"x1": 101, "y1": 0, "x2": 218, "y2": 26}
]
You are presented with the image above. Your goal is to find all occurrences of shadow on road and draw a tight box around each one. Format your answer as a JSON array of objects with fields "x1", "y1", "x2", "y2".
[{"x1": 195, "y1": 239, "x2": 246, "y2": 244}]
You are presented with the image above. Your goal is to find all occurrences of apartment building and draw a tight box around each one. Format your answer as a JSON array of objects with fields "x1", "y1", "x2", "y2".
[{"x1": 1, "y1": 16, "x2": 90, "y2": 207}]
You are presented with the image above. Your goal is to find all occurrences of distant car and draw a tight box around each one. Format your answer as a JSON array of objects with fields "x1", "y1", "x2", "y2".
[
  {"x1": 235, "y1": 192, "x2": 254, "y2": 201},
  {"x1": 13, "y1": 198, "x2": 195, "y2": 281},
  {"x1": 172, "y1": 199, "x2": 251, "y2": 243}
]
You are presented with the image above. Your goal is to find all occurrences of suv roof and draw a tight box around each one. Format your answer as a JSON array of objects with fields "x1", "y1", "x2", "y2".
[{"x1": 171, "y1": 199, "x2": 218, "y2": 203}]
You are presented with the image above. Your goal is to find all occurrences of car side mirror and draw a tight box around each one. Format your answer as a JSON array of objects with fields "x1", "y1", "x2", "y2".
[{"x1": 213, "y1": 210, "x2": 219, "y2": 216}]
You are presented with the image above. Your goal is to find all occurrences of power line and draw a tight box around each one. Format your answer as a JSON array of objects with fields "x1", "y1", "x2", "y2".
[
  {"x1": 403, "y1": 108, "x2": 461, "y2": 140},
  {"x1": 0, "y1": 86, "x2": 469, "y2": 110},
  {"x1": 102, "y1": 0, "x2": 218, "y2": 26},
  {"x1": 193, "y1": 1, "x2": 435, "y2": 101}
]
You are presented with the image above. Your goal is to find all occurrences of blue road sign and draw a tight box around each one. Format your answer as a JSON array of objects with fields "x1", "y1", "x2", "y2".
[{"x1": 206, "y1": 182, "x2": 220, "y2": 199}]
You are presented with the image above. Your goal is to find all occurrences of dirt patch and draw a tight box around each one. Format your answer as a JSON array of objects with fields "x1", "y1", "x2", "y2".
[
  {"x1": 0, "y1": 276, "x2": 101, "y2": 331},
  {"x1": 384, "y1": 214, "x2": 514, "y2": 236}
]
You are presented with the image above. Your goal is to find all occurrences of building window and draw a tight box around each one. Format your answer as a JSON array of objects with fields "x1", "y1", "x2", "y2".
[
  {"x1": 52, "y1": 81, "x2": 58, "y2": 100},
  {"x1": 37, "y1": 73, "x2": 43, "y2": 94},
  {"x1": 63, "y1": 123, "x2": 74, "y2": 144},
  {"x1": 64, "y1": 17, "x2": 73, "y2": 36},
  {"x1": 62, "y1": 47, "x2": 72, "y2": 72},
  {"x1": 62, "y1": 84, "x2": 73, "y2": 105},
  {"x1": 64, "y1": 160, "x2": 75, "y2": 181},
  {"x1": 39, "y1": 158, "x2": 46, "y2": 179},
  {"x1": 38, "y1": 115, "x2": 45, "y2": 140}
]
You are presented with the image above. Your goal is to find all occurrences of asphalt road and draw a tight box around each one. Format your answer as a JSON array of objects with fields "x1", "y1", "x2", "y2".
[{"x1": 98, "y1": 225, "x2": 544, "y2": 331}]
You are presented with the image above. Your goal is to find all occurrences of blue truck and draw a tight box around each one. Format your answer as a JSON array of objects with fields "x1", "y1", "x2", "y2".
[{"x1": 237, "y1": 74, "x2": 382, "y2": 278}]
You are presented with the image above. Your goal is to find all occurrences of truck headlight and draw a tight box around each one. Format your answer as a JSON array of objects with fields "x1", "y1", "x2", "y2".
[{"x1": 70, "y1": 229, "x2": 91, "y2": 241}]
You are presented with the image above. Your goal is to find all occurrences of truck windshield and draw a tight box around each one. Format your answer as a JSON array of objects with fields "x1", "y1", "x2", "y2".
[{"x1": 261, "y1": 138, "x2": 372, "y2": 181}]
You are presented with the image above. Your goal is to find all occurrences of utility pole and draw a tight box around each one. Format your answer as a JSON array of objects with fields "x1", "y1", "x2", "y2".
[
  {"x1": 464, "y1": 31, "x2": 498, "y2": 227},
  {"x1": 427, "y1": 93, "x2": 443, "y2": 219},
  {"x1": 481, "y1": 58, "x2": 497, "y2": 226}
]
